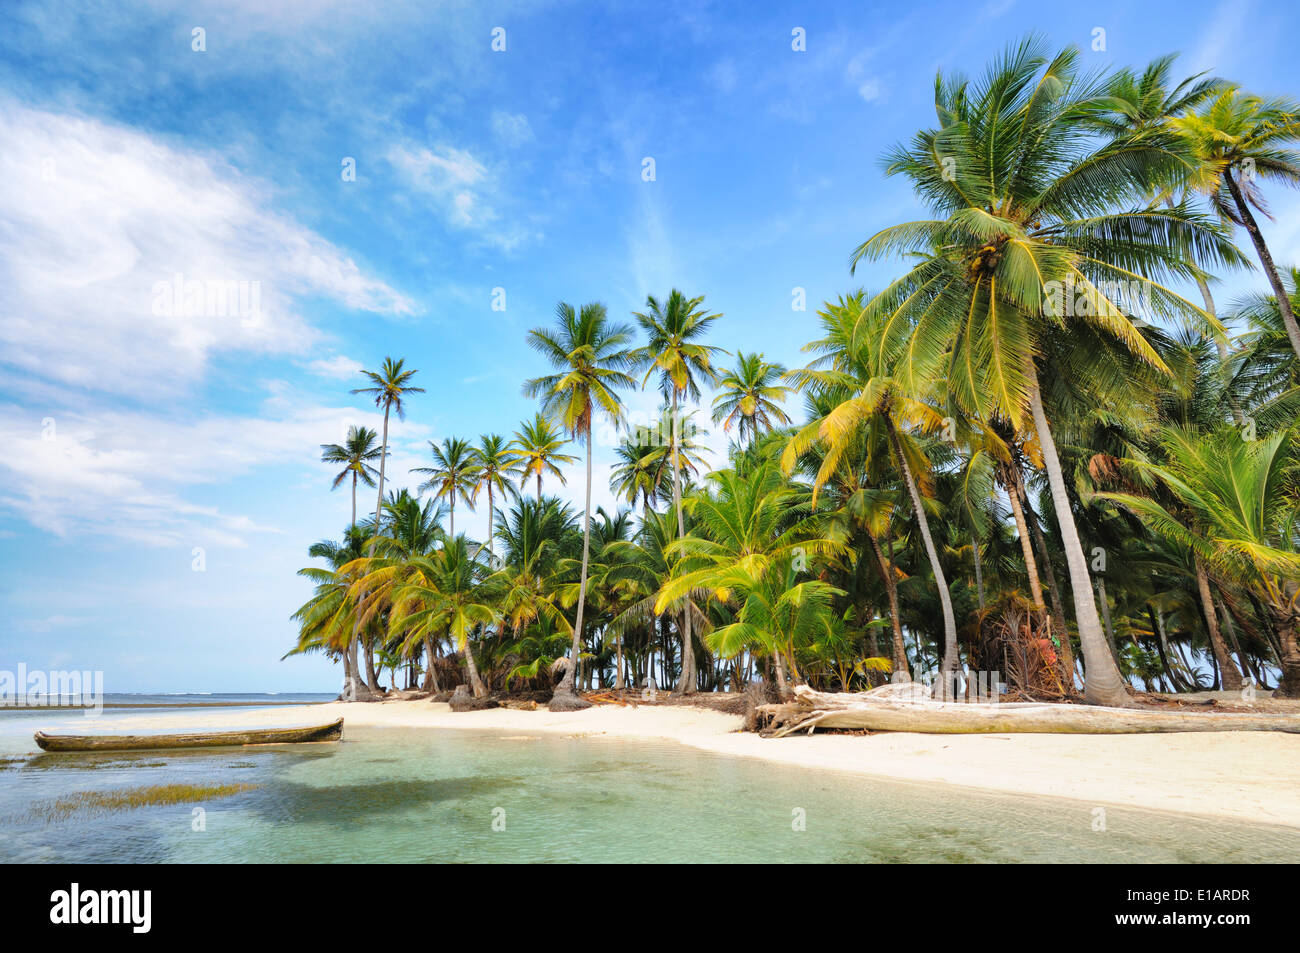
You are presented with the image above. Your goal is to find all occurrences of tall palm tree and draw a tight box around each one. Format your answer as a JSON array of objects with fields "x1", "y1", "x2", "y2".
[
  {"x1": 1173, "y1": 88, "x2": 1300, "y2": 360},
  {"x1": 852, "y1": 38, "x2": 1243, "y2": 705},
  {"x1": 413, "y1": 437, "x2": 479, "y2": 537},
  {"x1": 632, "y1": 289, "x2": 725, "y2": 693},
  {"x1": 524, "y1": 301, "x2": 636, "y2": 709},
  {"x1": 472, "y1": 434, "x2": 519, "y2": 563},
  {"x1": 711, "y1": 351, "x2": 793, "y2": 445},
  {"x1": 347, "y1": 359, "x2": 424, "y2": 700},
  {"x1": 510, "y1": 412, "x2": 577, "y2": 499},
  {"x1": 785, "y1": 293, "x2": 960, "y2": 694},
  {"x1": 1100, "y1": 426, "x2": 1300, "y2": 697},
  {"x1": 352, "y1": 358, "x2": 424, "y2": 528},
  {"x1": 319, "y1": 425, "x2": 381, "y2": 528},
  {"x1": 1089, "y1": 55, "x2": 1233, "y2": 356}
]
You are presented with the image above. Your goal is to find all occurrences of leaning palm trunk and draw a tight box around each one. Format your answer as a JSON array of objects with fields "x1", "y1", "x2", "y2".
[
  {"x1": 1224, "y1": 169, "x2": 1300, "y2": 361},
  {"x1": 1195, "y1": 559, "x2": 1243, "y2": 691},
  {"x1": 1027, "y1": 371, "x2": 1129, "y2": 706},
  {"x1": 671, "y1": 391, "x2": 696, "y2": 694},
  {"x1": 1003, "y1": 466, "x2": 1046, "y2": 611},
  {"x1": 363, "y1": 635, "x2": 382, "y2": 694},
  {"x1": 422, "y1": 635, "x2": 439, "y2": 693},
  {"x1": 550, "y1": 429, "x2": 594, "y2": 711},
  {"x1": 461, "y1": 632, "x2": 487, "y2": 698},
  {"x1": 1270, "y1": 583, "x2": 1300, "y2": 698},
  {"x1": 1024, "y1": 496, "x2": 1075, "y2": 685},
  {"x1": 885, "y1": 417, "x2": 957, "y2": 696},
  {"x1": 867, "y1": 531, "x2": 910, "y2": 681}
]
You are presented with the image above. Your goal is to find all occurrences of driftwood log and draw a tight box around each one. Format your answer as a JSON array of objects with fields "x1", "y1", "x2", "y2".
[
  {"x1": 756, "y1": 685, "x2": 1300, "y2": 738},
  {"x1": 33, "y1": 718, "x2": 344, "y2": 752}
]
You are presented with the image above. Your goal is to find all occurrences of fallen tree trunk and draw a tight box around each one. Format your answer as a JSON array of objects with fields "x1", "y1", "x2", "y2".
[{"x1": 757, "y1": 685, "x2": 1300, "y2": 738}]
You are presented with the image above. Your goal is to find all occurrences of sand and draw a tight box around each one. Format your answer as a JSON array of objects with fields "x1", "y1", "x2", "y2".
[{"x1": 62, "y1": 698, "x2": 1300, "y2": 829}]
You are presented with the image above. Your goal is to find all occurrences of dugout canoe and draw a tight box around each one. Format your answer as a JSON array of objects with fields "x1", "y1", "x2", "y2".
[{"x1": 33, "y1": 718, "x2": 344, "y2": 752}]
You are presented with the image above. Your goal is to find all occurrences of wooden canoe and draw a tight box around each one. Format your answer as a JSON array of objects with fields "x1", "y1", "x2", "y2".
[{"x1": 33, "y1": 718, "x2": 344, "y2": 752}]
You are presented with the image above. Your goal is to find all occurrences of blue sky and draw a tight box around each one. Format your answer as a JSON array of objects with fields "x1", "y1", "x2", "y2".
[{"x1": 2, "y1": 0, "x2": 1297, "y2": 693}]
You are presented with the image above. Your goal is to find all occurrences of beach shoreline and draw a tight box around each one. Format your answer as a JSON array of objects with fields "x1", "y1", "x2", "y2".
[{"x1": 25, "y1": 696, "x2": 1300, "y2": 830}]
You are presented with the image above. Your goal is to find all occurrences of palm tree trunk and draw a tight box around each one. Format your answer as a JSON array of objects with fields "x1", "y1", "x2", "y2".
[
  {"x1": 375, "y1": 405, "x2": 390, "y2": 520},
  {"x1": 1269, "y1": 583, "x2": 1300, "y2": 698},
  {"x1": 1195, "y1": 558, "x2": 1243, "y2": 691},
  {"x1": 550, "y1": 428, "x2": 594, "y2": 709},
  {"x1": 771, "y1": 646, "x2": 792, "y2": 699},
  {"x1": 1004, "y1": 467, "x2": 1045, "y2": 610},
  {"x1": 1224, "y1": 168, "x2": 1300, "y2": 361},
  {"x1": 537, "y1": 472, "x2": 542, "y2": 499},
  {"x1": 449, "y1": 498, "x2": 454, "y2": 538},
  {"x1": 487, "y1": 485, "x2": 494, "y2": 562},
  {"x1": 1023, "y1": 495, "x2": 1075, "y2": 684},
  {"x1": 867, "y1": 530, "x2": 910, "y2": 681},
  {"x1": 885, "y1": 416, "x2": 958, "y2": 697},
  {"x1": 364, "y1": 637, "x2": 382, "y2": 694},
  {"x1": 1027, "y1": 369, "x2": 1128, "y2": 706},
  {"x1": 671, "y1": 391, "x2": 696, "y2": 694},
  {"x1": 340, "y1": 645, "x2": 354, "y2": 699},
  {"x1": 1148, "y1": 606, "x2": 1186, "y2": 692},
  {"x1": 422, "y1": 635, "x2": 439, "y2": 692},
  {"x1": 351, "y1": 471, "x2": 357, "y2": 528},
  {"x1": 1095, "y1": 577, "x2": 1122, "y2": 668},
  {"x1": 972, "y1": 535, "x2": 985, "y2": 611},
  {"x1": 462, "y1": 632, "x2": 487, "y2": 698},
  {"x1": 1216, "y1": 594, "x2": 1255, "y2": 686}
]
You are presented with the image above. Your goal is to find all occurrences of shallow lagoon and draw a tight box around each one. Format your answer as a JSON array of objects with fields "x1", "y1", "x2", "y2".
[{"x1": 2, "y1": 708, "x2": 1298, "y2": 863}]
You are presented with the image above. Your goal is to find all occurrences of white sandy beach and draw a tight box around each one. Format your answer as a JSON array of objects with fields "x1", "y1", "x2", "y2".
[{"x1": 62, "y1": 697, "x2": 1300, "y2": 830}]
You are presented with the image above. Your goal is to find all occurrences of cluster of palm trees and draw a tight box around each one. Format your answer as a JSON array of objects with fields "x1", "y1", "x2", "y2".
[{"x1": 292, "y1": 37, "x2": 1300, "y2": 708}]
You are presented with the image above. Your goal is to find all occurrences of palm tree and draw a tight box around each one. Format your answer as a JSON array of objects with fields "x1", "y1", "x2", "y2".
[
  {"x1": 632, "y1": 289, "x2": 725, "y2": 693},
  {"x1": 1100, "y1": 426, "x2": 1300, "y2": 697},
  {"x1": 348, "y1": 493, "x2": 447, "y2": 691},
  {"x1": 472, "y1": 434, "x2": 519, "y2": 563},
  {"x1": 852, "y1": 38, "x2": 1243, "y2": 705},
  {"x1": 1089, "y1": 55, "x2": 1233, "y2": 356},
  {"x1": 319, "y1": 426, "x2": 381, "y2": 529},
  {"x1": 388, "y1": 536, "x2": 499, "y2": 698},
  {"x1": 656, "y1": 459, "x2": 839, "y2": 698},
  {"x1": 1172, "y1": 89, "x2": 1300, "y2": 360},
  {"x1": 510, "y1": 412, "x2": 577, "y2": 499},
  {"x1": 290, "y1": 526, "x2": 370, "y2": 697},
  {"x1": 524, "y1": 301, "x2": 636, "y2": 709},
  {"x1": 413, "y1": 437, "x2": 479, "y2": 537},
  {"x1": 347, "y1": 359, "x2": 424, "y2": 699},
  {"x1": 711, "y1": 352, "x2": 793, "y2": 445},
  {"x1": 611, "y1": 433, "x2": 668, "y2": 515},
  {"x1": 785, "y1": 293, "x2": 960, "y2": 694},
  {"x1": 351, "y1": 358, "x2": 424, "y2": 527}
]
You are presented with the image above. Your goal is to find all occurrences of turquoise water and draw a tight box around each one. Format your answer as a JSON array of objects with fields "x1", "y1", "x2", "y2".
[{"x1": 2, "y1": 705, "x2": 1298, "y2": 863}]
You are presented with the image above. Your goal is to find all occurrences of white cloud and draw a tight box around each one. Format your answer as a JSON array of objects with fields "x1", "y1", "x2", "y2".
[
  {"x1": 306, "y1": 354, "x2": 365, "y2": 379},
  {"x1": 0, "y1": 398, "x2": 433, "y2": 546},
  {"x1": 491, "y1": 110, "x2": 534, "y2": 147},
  {"x1": 857, "y1": 80, "x2": 882, "y2": 103},
  {"x1": 386, "y1": 141, "x2": 533, "y2": 250},
  {"x1": 0, "y1": 98, "x2": 413, "y2": 399}
]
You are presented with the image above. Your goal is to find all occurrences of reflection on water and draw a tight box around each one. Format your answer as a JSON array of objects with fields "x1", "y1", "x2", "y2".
[{"x1": 1, "y1": 715, "x2": 1298, "y2": 863}]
